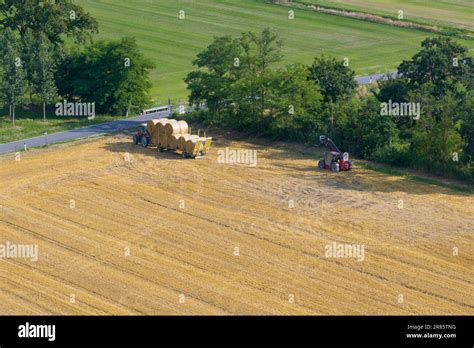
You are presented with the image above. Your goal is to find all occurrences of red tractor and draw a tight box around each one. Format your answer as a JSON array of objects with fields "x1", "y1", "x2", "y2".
[
  {"x1": 318, "y1": 135, "x2": 352, "y2": 172},
  {"x1": 132, "y1": 123, "x2": 151, "y2": 147}
]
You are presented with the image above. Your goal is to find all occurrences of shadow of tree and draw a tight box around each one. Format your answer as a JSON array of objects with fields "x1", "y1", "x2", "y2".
[{"x1": 102, "y1": 127, "x2": 468, "y2": 196}]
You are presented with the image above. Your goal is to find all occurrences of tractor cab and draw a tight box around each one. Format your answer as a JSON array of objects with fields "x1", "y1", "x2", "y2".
[
  {"x1": 132, "y1": 123, "x2": 151, "y2": 147},
  {"x1": 318, "y1": 135, "x2": 352, "y2": 172}
]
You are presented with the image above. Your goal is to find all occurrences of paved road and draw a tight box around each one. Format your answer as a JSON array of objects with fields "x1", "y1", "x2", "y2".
[
  {"x1": 356, "y1": 71, "x2": 398, "y2": 85},
  {"x1": 0, "y1": 110, "x2": 171, "y2": 155},
  {"x1": 0, "y1": 72, "x2": 398, "y2": 154}
]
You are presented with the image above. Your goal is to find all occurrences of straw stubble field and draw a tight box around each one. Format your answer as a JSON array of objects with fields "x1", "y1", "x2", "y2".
[{"x1": 0, "y1": 131, "x2": 473, "y2": 315}]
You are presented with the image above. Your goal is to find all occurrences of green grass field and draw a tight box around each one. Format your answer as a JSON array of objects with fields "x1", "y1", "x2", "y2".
[
  {"x1": 77, "y1": 0, "x2": 474, "y2": 103},
  {"x1": 297, "y1": 0, "x2": 474, "y2": 30},
  {"x1": 0, "y1": 111, "x2": 116, "y2": 144}
]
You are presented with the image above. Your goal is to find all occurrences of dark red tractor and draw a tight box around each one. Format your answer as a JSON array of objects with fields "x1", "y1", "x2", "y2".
[
  {"x1": 318, "y1": 135, "x2": 352, "y2": 172},
  {"x1": 132, "y1": 123, "x2": 151, "y2": 147}
]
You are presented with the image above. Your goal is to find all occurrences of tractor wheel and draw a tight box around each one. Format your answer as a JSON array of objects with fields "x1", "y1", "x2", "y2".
[
  {"x1": 331, "y1": 162, "x2": 340, "y2": 172},
  {"x1": 132, "y1": 135, "x2": 139, "y2": 145},
  {"x1": 140, "y1": 136, "x2": 149, "y2": 147},
  {"x1": 318, "y1": 160, "x2": 325, "y2": 169}
]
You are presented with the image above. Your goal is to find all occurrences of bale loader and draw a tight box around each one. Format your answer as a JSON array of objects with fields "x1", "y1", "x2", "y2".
[{"x1": 318, "y1": 135, "x2": 352, "y2": 172}]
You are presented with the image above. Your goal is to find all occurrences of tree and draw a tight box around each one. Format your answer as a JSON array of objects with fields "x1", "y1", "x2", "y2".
[
  {"x1": 185, "y1": 29, "x2": 282, "y2": 129},
  {"x1": 19, "y1": 29, "x2": 36, "y2": 102},
  {"x1": 459, "y1": 90, "x2": 474, "y2": 165},
  {"x1": 377, "y1": 76, "x2": 409, "y2": 103},
  {"x1": 239, "y1": 28, "x2": 283, "y2": 122},
  {"x1": 56, "y1": 37, "x2": 155, "y2": 115},
  {"x1": 374, "y1": 37, "x2": 473, "y2": 178},
  {"x1": 266, "y1": 64, "x2": 323, "y2": 139},
  {"x1": 0, "y1": 29, "x2": 27, "y2": 125},
  {"x1": 308, "y1": 56, "x2": 357, "y2": 102},
  {"x1": 342, "y1": 96, "x2": 398, "y2": 159},
  {"x1": 0, "y1": 0, "x2": 98, "y2": 45},
  {"x1": 185, "y1": 36, "x2": 242, "y2": 115},
  {"x1": 399, "y1": 37, "x2": 470, "y2": 95},
  {"x1": 408, "y1": 90, "x2": 464, "y2": 172},
  {"x1": 31, "y1": 34, "x2": 58, "y2": 122}
]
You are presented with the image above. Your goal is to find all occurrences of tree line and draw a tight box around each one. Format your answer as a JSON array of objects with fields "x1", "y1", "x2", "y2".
[
  {"x1": 185, "y1": 29, "x2": 473, "y2": 180},
  {"x1": 0, "y1": 0, "x2": 154, "y2": 124}
]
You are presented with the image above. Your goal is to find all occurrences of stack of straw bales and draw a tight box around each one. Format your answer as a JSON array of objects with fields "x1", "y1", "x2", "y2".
[
  {"x1": 147, "y1": 119, "x2": 169, "y2": 146},
  {"x1": 147, "y1": 119, "x2": 165, "y2": 135},
  {"x1": 145, "y1": 118, "x2": 211, "y2": 155},
  {"x1": 147, "y1": 118, "x2": 189, "y2": 149}
]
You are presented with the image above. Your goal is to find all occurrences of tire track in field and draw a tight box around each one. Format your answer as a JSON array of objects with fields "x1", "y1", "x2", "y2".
[{"x1": 61, "y1": 170, "x2": 474, "y2": 311}]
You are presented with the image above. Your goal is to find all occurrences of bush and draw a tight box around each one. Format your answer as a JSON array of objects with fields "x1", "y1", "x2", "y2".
[{"x1": 371, "y1": 142, "x2": 411, "y2": 166}]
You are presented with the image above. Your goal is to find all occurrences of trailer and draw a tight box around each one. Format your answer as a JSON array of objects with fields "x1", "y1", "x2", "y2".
[{"x1": 158, "y1": 135, "x2": 212, "y2": 159}]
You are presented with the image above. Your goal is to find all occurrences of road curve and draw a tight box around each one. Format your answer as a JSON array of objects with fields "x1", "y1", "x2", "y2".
[{"x1": 0, "y1": 110, "x2": 171, "y2": 155}]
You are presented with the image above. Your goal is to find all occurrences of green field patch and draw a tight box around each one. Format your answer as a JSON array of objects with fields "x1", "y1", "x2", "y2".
[{"x1": 77, "y1": 0, "x2": 474, "y2": 101}]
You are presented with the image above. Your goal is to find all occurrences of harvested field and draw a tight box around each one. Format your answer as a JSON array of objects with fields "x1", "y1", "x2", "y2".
[{"x1": 0, "y1": 131, "x2": 473, "y2": 315}]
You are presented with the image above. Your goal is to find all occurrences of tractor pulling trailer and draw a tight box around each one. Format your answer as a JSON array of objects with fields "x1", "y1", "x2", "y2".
[
  {"x1": 132, "y1": 119, "x2": 212, "y2": 159},
  {"x1": 133, "y1": 121, "x2": 346, "y2": 170}
]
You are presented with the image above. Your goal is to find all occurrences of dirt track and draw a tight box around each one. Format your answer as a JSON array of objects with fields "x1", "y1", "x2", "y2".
[{"x1": 0, "y1": 131, "x2": 473, "y2": 314}]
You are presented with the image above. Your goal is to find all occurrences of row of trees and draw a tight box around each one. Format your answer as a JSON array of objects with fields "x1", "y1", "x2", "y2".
[
  {"x1": 185, "y1": 30, "x2": 473, "y2": 180},
  {"x1": 0, "y1": 29, "x2": 56, "y2": 122},
  {"x1": 373, "y1": 37, "x2": 473, "y2": 178},
  {"x1": 185, "y1": 29, "x2": 356, "y2": 139},
  {"x1": 0, "y1": 0, "x2": 154, "y2": 124}
]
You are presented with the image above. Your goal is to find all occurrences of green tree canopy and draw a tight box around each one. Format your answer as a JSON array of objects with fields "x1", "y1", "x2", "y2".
[
  {"x1": 186, "y1": 36, "x2": 242, "y2": 115},
  {"x1": 56, "y1": 37, "x2": 155, "y2": 115},
  {"x1": 0, "y1": 28, "x2": 28, "y2": 124},
  {"x1": 399, "y1": 37, "x2": 470, "y2": 95},
  {"x1": 266, "y1": 63, "x2": 323, "y2": 139},
  {"x1": 31, "y1": 33, "x2": 58, "y2": 121},
  {"x1": 0, "y1": 0, "x2": 98, "y2": 44},
  {"x1": 308, "y1": 56, "x2": 357, "y2": 102}
]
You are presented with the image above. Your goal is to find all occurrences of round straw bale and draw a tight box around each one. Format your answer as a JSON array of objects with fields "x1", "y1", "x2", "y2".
[
  {"x1": 151, "y1": 126, "x2": 160, "y2": 145},
  {"x1": 164, "y1": 120, "x2": 181, "y2": 136},
  {"x1": 147, "y1": 119, "x2": 167, "y2": 134},
  {"x1": 185, "y1": 136, "x2": 203, "y2": 154},
  {"x1": 178, "y1": 134, "x2": 193, "y2": 151},
  {"x1": 157, "y1": 121, "x2": 169, "y2": 139},
  {"x1": 149, "y1": 119, "x2": 169, "y2": 145},
  {"x1": 159, "y1": 134, "x2": 169, "y2": 148},
  {"x1": 168, "y1": 134, "x2": 180, "y2": 150},
  {"x1": 177, "y1": 120, "x2": 189, "y2": 134}
]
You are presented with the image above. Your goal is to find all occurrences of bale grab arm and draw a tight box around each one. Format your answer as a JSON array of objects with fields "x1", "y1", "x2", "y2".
[{"x1": 320, "y1": 135, "x2": 342, "y2": 155}]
